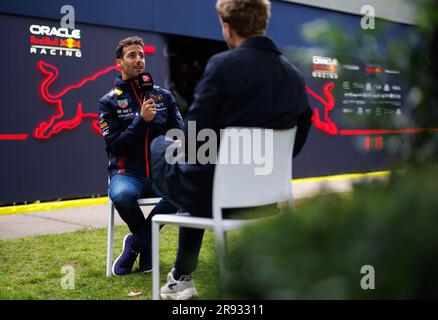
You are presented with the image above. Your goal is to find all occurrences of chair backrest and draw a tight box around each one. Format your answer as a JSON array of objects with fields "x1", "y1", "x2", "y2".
[{"x1": 212, "y1": 127, "x2": 296, "y2": 222}]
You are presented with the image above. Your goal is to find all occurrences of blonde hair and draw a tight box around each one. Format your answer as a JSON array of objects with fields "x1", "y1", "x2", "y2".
[{"x1": 216, "y1": 0, "x2": 271, "y2": 38}]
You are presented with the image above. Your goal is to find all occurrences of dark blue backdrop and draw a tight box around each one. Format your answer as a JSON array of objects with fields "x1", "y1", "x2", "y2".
[{"x1": 0, "y1": 1, "x2": 414, "y2": 204}]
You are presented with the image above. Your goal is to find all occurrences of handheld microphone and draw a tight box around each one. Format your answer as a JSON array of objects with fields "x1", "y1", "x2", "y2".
[{"x1": 138, "y1": 72, "x2": 154, "y2": 100}]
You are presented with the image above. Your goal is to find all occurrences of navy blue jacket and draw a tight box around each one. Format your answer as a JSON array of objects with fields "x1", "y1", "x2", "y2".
[
  {"x1": 151, "y1": 37, "x2": 312, "y2": 215},
  {"x1": 98, "y1": 76, "x2": 184, "y2": 178}
]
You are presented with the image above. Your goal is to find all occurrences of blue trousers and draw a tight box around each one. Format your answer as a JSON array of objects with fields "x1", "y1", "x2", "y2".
[{"x1": 108, "y1": 173, "x2": 177, "y2": 262}]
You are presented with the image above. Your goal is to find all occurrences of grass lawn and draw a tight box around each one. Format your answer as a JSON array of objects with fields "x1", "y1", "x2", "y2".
[
  {"x1": 0, "y1": 224, "x2": 236, "y2": 300},
  {"x1": 0, "y1": 194, "x2": 347, "y2": 300}
]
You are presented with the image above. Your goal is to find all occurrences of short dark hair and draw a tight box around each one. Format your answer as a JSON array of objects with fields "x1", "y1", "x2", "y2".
[
  {"x1": 115, "y1": 36, "x2": 144, "y2": 59},
  {"x1": 216, "y1": 0, "x2": 271, "y2": 38}
]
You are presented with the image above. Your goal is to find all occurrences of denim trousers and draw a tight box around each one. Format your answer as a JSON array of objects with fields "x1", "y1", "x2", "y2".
[{"x1": 108, "y1": 173, "x2": 177, "y2": 264}]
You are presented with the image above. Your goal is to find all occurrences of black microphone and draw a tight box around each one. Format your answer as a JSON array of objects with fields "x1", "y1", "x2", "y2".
[{"x1": 138, "y1": 72, "x2": 154, "y2": 100}]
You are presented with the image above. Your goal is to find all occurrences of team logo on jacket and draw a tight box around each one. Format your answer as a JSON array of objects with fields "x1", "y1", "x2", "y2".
[{"x1": 117, "y1": 99, "x2": 129, "y2": 108}]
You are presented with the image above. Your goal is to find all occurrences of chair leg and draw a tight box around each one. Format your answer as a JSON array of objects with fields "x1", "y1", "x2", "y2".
[
  {"x1": 215, "y1": 230, "x2": 228, "y2": 286},
  {"x1": 224, "y1": 231, "x2": 228, "y2": 252},
  {"x1": 106, "y1": 202, "x2": 115, "y2": 277},
  {"x1": 152, "y1": 220, "x2": 160, "y2": 300}
]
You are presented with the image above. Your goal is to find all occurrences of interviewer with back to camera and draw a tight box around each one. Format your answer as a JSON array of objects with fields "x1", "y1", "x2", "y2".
[{"x1": 150, "y1": 0, "x2": 312, "y2": 300}]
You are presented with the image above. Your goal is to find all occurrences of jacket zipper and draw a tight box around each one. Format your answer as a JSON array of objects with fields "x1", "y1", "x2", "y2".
[{"x1": 130, "y1": 79, "x2": 151, "y2": 178}]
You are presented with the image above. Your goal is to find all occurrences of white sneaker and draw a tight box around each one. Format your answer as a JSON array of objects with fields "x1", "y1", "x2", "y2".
[{"x1": 160, "y1": 269, "x2": 198, "y2": 300}]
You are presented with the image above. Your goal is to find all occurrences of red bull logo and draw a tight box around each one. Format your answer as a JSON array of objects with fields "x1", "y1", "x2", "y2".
[
  {"x1": 60, "y1": 38, "x2": 81, "y2": 49},
  {"x1": 305, "y1": 82, "x2": 338, "y2": 135},
  {"x1": 304, "y1": 81, "x2": 438, "y2": 150},
  {"x1": 34, "y1": 60, "x2": 118, "y2": 140},
  {"x1": 32, "y1": 45, "x2": 156, "y2": 140},
  {"x1": 29, "y1": 24, "x2": 82, "y2": 58}
]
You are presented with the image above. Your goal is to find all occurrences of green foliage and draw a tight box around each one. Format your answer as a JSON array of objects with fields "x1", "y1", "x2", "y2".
[
  {"x1": 226, "y1": 166, "x2": 438, "y2": 299},
  {"x1": 223, "y1": 1, "x2": 437, "y2": 299}
]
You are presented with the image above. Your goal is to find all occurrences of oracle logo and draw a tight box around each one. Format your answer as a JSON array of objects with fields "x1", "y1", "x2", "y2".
[
  {"x1": 30, "y1": 25, "x2": 81, "y2": 39},
  {"x1": 312, "y1": 55, "x2": 338, "y2": 66}
]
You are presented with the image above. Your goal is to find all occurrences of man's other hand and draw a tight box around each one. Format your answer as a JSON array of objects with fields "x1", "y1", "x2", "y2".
[{"x1": 141, "y1": 98, "x2": 156, "y2": 122}]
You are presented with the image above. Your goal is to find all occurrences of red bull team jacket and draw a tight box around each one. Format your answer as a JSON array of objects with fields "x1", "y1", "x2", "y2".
[{"x1": 98, "y1": 76, "x2": 184, "y2": 178}]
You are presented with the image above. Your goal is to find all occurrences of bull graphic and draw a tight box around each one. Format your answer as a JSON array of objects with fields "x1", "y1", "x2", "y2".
[
  {"x1": 305, "y1": 82, "x2": 338, "y2": 135},
  {"x1": 34, "y1": 60, "x2": 338, "y2": 140},
  {"x1": 34, "y1": 60, "x2": 119, "y2": 139}
]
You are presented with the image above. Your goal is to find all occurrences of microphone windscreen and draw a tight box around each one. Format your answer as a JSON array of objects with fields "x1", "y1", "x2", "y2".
[{"x1": 138, "y1": 72, "x2": 154, "y2": 95}]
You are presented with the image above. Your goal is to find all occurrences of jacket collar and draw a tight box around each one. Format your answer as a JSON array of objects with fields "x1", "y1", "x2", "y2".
[
  {"x1": 239, "y1": 36, "x2": 281, "y2": 54},
  {"x1": 114, "y1": 75, "x2": 146, "y2": 99},
  {"x1": 114, "y1": 75, "x2": 132, "y2": 89}
]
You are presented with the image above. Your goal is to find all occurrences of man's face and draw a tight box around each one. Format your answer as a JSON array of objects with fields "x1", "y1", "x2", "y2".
[{"x1": 116, "y1": 44, "x2": 145, "y2": 80}]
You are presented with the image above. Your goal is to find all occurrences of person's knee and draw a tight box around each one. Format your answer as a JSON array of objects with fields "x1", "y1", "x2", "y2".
[{"x1": 109, "y1": 185, "x2": 138, "y2": 208}]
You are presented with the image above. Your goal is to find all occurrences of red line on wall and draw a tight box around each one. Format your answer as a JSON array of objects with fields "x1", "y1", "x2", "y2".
[
  {"x1": 339, "y1": 128, "x2": 438, "y2": 135},
  {"x1": 0, "y1": 134, "x2": 29, "y2": 140}
]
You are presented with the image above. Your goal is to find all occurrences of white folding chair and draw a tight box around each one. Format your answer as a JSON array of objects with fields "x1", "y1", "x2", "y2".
[
  {"x1": 106, "y1": 196, "x2": 162, "y2": 277},
  {"x1": 151, "y1": 127, "x2": 296, "y2": 299}
]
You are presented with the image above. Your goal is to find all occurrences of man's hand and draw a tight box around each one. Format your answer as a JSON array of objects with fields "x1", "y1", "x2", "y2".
[{"x1": 141, "y1": 98, "x2": 156, "y2": 122}]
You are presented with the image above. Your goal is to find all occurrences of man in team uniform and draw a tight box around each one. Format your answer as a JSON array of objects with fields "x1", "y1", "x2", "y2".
[{"x1": 98, "y1": 36, "x2": 184, "y2": 276}]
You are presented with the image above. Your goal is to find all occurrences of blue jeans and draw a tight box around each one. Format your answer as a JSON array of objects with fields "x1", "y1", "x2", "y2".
[{"x1": 108, "y1": 173, "x2": 177, "y2": 261}]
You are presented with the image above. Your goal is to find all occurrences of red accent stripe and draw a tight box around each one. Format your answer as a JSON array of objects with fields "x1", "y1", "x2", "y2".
[
  {"x1": 145, "y1": 128, "x2": 150, "y2": 177},
  {"x1": 117, "y1": 156, "x2": 126, "y2": 174},
  {"x1": 0, "y1": 134, "x2": 29, "y2": 140},
  {"x1": 312, "y1": 65, "x2": 329, "y2": 71},
  {"x1": 340, "y1": 128, "x2": 438, "y2": 135}
]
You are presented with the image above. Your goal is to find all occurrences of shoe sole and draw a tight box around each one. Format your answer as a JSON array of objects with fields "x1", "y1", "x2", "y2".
[
  {"x1": 160, "y1": 288, "x2": 199, "y2": 300},
  {"x1": 112, "y1": 234, "x2": 132, "y2": 276}
]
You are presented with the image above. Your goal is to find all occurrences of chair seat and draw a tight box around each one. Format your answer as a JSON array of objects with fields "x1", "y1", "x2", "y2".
[
  {"x1": 152, "y1": 213, "x2": 261, "y2": 231},
  {"x1": 106, "y1": 196, "x2": 162, "y2": 277}
]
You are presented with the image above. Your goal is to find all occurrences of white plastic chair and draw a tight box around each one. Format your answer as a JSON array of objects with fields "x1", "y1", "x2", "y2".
[
  {"x1": 151, "y1": 127, "x2": 296, "y2": 299},
  {"x1": 106, "y1": 197, "x2": 162, "y2": 277}
]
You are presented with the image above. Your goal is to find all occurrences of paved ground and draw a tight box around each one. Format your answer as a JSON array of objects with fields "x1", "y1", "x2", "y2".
[{"x1": 0, "y1": 176, "x2": 383, "y2": 240}]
